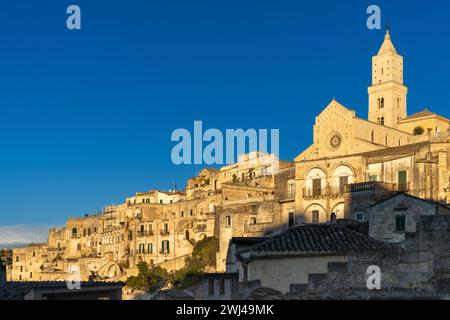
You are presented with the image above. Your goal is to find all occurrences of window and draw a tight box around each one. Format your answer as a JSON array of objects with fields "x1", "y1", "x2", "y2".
[
  {"x1": 312, "y1": 210, "x2": 319, "y2": 223},
  {"x1": 20, "y1": 266, "x2": 23, "y2": 272},
  {"x1": 369, "y1": 175, "x2": 378, "y2": 182},
  {"x1": 77, "y1": 243, "x2": 81, "y2": 251},
  {"x1": 30, "y1": 272, "x2": 32, "y2": 278},
  {"x1": 159, "y1": 200, "x2": 163, "y2": 204},
  {"x1": 139, "y1": 243, "x2": 145, "y2": 254},
  {"x1": 380, "y1": 98, "x2": 384, "y2": 108},
  {"x1": 385, "y1": 136, "x2": 388, "y2": 146},
  {"x1": 356, "y1": 212, "x2": 364, "y2": 221},
  {"x1": 288, "y1": 212, "x2": 295, "y2": 228},
  {"x1": 164, "y1": 223, "x2": 169, "y2": 233},
  {"x1": 226, "y1": 215, "x2": 232, "y2": 227},
  {"x1": 398, "y1": 171, "x2": 408, "y2": 191},
  {"x1": 208, "y1": 279, "x2": 215, "y2": 295},
  {"x1": 190, "y1": 210, "x2": 193, "y2": 216},
  {"x1": 249, "y1": 217, "x2": 256, "y2": 225},
  {"x1": 147, "y1": 243, "x2": 153, "y2": 254},
  {"x1": 288, "y1": 182, "x2": 296, "y2": 197},
  {"x1": 140, "y1": 225, "x2": 145, "y2": 233},
  {"x1": 32, "y1": 251, "x2": 35, "y2": 257},
  {"x1": 312, "y1": 178, "x2": 322, "y2": 196},
  {"x1": 181, "y1": 211, "x2": 184, "y2": 218},
  {"x1": 219, "y1": 279, "x2": 225, "y2": 295},
  {"x1": 380, "y1": 117, "x2": 384, "y2": 125},
  {"x1": 371, "y1": 130, "x2": 375, "y2": 143},
  {"x1": 395, "y1": 215, "x2": 406, "y2": 232},
  {"x1": 72, "y1": 228, "x2": 77, "y2": 237},
  {"x1": 83, "y1": 229, "x2": 87, "y2": 237},
  {"x1": 161, "y1": 240, "x2": 170, "y2": 254},
  {"x1": 185, "y1": 230, "x2": 190, "y2": 240}
]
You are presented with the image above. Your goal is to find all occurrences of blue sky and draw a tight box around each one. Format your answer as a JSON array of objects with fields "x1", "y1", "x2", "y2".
[{"x1": 0, "y1": 1, "x2": 449, "y2": 240}]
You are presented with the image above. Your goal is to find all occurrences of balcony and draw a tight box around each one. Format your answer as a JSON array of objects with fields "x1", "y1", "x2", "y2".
[
  {"x1": 346, "y1": 181, "x2": 409, "y2": 193},
  {"x1": 276, "y1": 191, "x2": 296, "y2": 201},
  {"x1": 160, "y1": 230, "x2": 170, "y2": 236},
  {"x1": 346, "y1": 182, "x2": 376, "y2": 193},
  {"x1": 302, "y1": 186, "x2": 346, "y2": 199},
  {"x1": 137, "y1": 231, "x2": 154, "y2": 237}
]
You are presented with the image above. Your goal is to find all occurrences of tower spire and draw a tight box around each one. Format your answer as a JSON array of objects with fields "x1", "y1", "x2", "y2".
[
  {"x1": 368, "y1": 27, "x2": 408, "y2": 128},
  {"x1": 378, "y1": 25, "x2": 397, "y2": 55}
]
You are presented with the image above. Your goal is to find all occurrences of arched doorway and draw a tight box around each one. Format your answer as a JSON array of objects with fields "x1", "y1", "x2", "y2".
[
  {"x1": 331, "y1": 165, "x2": 354, "y2": 194},
  {"x1": 331, "y1": 203, "x2": 345, "y2": 220},
  {"x1": 304, "y1": 203, "x2": 327, "y2": 224},
  {"x1": 305, "y1": 168, "x2": 326, "y2": 197}
]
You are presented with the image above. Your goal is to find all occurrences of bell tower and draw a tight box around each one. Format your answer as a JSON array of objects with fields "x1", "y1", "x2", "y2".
[{"x1": 368, "y1": 27, "x2": 407, "y2": 128}]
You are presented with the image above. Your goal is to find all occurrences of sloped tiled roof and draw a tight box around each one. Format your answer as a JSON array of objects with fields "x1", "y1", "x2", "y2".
[
  {"x1": 369, "y1": 192, "x2": 450, "y2": 210},
  {"x1": 402, "y1": 109, "x2": 449, "y2": 121},
  {"x1": 239, "y1": 224, "x2": 395, "y2": 261},
  {"x1": 0, "y1": 281, "x2": 124, "y2": 300}
]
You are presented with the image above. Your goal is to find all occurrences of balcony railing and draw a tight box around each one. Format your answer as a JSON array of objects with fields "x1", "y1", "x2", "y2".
[
  {"x1": 137, "y1": 231, "x2": 154, "y2": 237},
  {"x1": 346, "y1": 182, "x2": 376, "y2": 193},
  {"x1": 160, "y1": 230, "x2": 170, "y2": 236},
  {"x1": 346, "y1": 181, "x2": 410, "y2": 193},
  {"x1": 276, "y1": 191, "x2": 296, "y2": 200},
  {"x1": 302, "y1": 186, "x2": 346, "y2": 199}
]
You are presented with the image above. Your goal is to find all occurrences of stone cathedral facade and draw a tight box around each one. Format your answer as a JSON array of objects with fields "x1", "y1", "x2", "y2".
[
  {"x1": 294, "y1": 30, "x2": 450, "y2": 224},
  {"x1": 8, "y1": 30, "x2": 450, "y2": 282}
]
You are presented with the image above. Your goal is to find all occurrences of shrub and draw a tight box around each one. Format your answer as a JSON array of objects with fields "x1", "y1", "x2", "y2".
[{"x1": 413, "y1": 126, "x2": 424, "y2": 135}]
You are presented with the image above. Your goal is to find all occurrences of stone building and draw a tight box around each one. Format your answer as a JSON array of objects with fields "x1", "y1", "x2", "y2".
[
  {"x1": 235, "y1": 224, "x2": 394, "y2": 293},
  {"x1": 294, "y1": 29, "x2": 450, "y2": 224},
  {"x1": 10, "y1": 152, "x2": 294, "y2": 281},
  {"x1": 368, "y1": 193, "x2": 450, "y2": 242}
]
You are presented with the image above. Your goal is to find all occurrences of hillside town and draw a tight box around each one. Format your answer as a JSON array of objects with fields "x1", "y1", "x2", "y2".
[{"x1": 2, "y1": 29, "x2": 450, "y2": 300}]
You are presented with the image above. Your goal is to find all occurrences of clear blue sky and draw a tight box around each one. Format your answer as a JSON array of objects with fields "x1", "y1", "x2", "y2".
[{"x1": 0, "y1": 0, "x2": 449, "y2": 227}]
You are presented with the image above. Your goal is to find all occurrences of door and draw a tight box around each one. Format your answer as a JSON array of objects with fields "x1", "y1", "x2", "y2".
[
  {"x1": 288, "y1": 212, "x2": 295, "y2": 228},
  {"x1": 312, "y1": 179, "x2": 322, "y2": 196},
  {"x1": 312, "y1": 210, "x2": 319, "y2": 223}
]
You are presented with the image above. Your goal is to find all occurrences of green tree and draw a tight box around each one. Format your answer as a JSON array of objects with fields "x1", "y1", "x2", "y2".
[
  {"x1": 170, "y1": 236, "x2": 219, "y2": 289},
  {"x1": 413, "y1": 126, "x2": 424, "y2": 135},
  {"x1": 125, "y1": 262, "x2": 169, "y2": 292}
]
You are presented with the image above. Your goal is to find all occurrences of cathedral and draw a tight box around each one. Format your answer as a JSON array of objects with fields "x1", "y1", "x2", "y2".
[{"x1": 294, "y1": 29, "x2": 450, "y2": 224}]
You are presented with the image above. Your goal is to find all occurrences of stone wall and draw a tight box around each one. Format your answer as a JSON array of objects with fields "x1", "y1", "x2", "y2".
[{"x1": 286, "y1": 215, "x2": 450, "y2": 299}]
